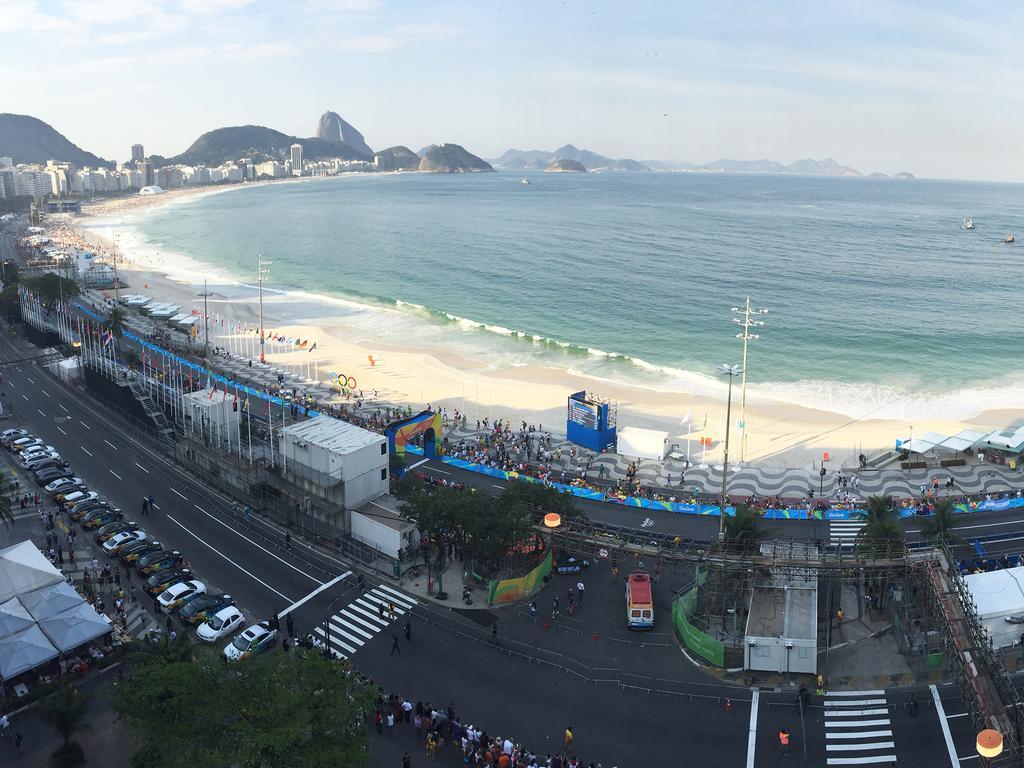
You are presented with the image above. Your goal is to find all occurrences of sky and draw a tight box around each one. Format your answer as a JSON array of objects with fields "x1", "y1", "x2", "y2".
[{"x1": 3, "y1": 0, "x2": 1023, "y2": 181}]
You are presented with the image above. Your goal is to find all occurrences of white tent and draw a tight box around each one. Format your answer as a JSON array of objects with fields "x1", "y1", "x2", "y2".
[
  {"x1": 942, "y1": 429, "x2": 987, "y2": 453},
  {"x1": 616, "y1": 427, "x2": 669, "y2": 461},
  {"x1": 0, "y1": 625, "x2": 58, "y2": 680},
  {"x1": 901, "y1": 431, "x2": 952, "y2": 455},
  {"x1": 965, "y1": 566, "x2": 1024, "y2": 648},
  {"x1": 19, "y1": 581, "x2": 84, "y2": 621},
  {"x1": 0, "y1": 597, "x2": 35, "y2": 639},
  {"x1": 38, "y1": 603, "x2": 112, "y2": 653},
  {"x1": 0, "y1": 541, "x2": 62, "y2": 604}
]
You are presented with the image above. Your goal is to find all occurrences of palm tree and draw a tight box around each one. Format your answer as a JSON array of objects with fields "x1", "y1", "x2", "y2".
[
  {"x1": 722, "y1": 503, "x2": 770, "y2": 553},
  {"x1": 856, "y1": 495, "x2": 905, "y2": 558},
  {"x1": 38, "y1": 682, "x2": 89, "y2": 764},
  {"x1": 918, "y1": 498, "x2": 966, "y2": 547},
  {"x1": 106, "y1": 306, "x2": 127, "y2": 339}
]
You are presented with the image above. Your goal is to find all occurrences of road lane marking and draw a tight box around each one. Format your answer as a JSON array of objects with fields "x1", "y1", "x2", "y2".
[
  {"x1": 57, "y1": 427, "x2": 67, "y2": 436},
  {"x1": 945, "y1": 712, "x2": 969, "y2": 719},
  {"x1": 423, "y1": 465, "x2": 450, "y2": 475},
  {"x1": 824, "y1": 699, "x2": 886, "y2": 707},
  {"x1": 826, "y1": 731, "x2": 892, "y2": 739},
  {"x1": 135, "y1": 462, "x2": 149, "y2": 473},
  {"x1": 279, "y1": 571, "x2": 352, "y2": 617},
  {"x1": 37, "y1": 409, "x2": 45, "y2": 416},
  {"x1": 375, "y1": 584, "x2": 418, "y2": 608},
  {"x1": 824, "y1": 709, "x2": 889, "y2": 717},
  {"x1": 191, "y1": 503, "x2": 322, "y2": 584},
  {"x1": 25, "y1": 376, "x2": 34, "y2": 384},
  {"x1": 826, "y1": 758, "x2": 900, "y2": 766},
  {"x1": 80, "y1": 421, "x2": 90, "y2": 430},
  {"x1": 930, "y1": 684, "x2": 961, "y2": 767},
  {"x1": 492, "y1": 484, "x2": 505, "y2": 489},
  {"x1": 165, "y1": 513, "x2": 293, "y2": 601},
  {"x1": 326, "y1": 620, "x2": 365, "y2": 647},
  {"x1": 59, "y1": 404, "x2": 68, "y2": 412},
  {"x1": 408, "y1": 458, "x2": 429, "y2": 469},
  {"x1": 746, "y1": 688, "x2": 758, "y2": 768},
  {"x1": 81, "y1": 447, "x2": 93, "y2": 456},
  {"x1": 824, "y1": 720, "x2": 890, "y2": 728},
  {"x1": 41, "y1": 390, "x2": 50, "y2": 397},
  {"x1": 21, "y1": 394, "x2": 28, "y2": 401},
  {"x1": 109, "y1": 469, "x2": 122, "y2": 479},
  {"x1": 104, "y1": 439, "x2": 117, "y2": 449},
  {"x1": 172, "y1": 489, "x2": 188, "y2": 500},
  {"x1": 826, "y1": 690, "x2": 885, "y2": 696}
]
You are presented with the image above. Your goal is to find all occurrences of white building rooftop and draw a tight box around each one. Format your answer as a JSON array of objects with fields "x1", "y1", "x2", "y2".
[{"x1": 281, "y1": 417, "x2": 383, "y2": 454}]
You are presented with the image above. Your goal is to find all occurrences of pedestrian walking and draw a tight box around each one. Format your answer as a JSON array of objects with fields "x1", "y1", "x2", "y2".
[
  {"x1": 386, "y1": 711, "x2": 395, "y2": 734},
  {"x1": 375, "y1": 711, "x2": 383, "y2": 734},
  {"x1": 378, "y1": 601, "x2": 385, "y2": 620},
  {"x1": 552, "y1": 596, "x2": 560, "y2": 618},
  {"x1": 402, "y1": 751, "x2": 411, "y2": 768},
  {"x1": 491, "y1": 622, "x2": 498, "y2": 644},
  {"x1": 529, "y1": 601, "x2": 537, "y2": 623},
  {"x1": 778, "y1": 729, "x2": 790, "y2": 757},
  {"x1": 575, "y1": 580, "x2": 584, "y2": 603},
  {"x1": 130, "y1": 585, "x2": 137, "y2": 604},
  {"x1": 142, "y1": 497, "x2": 149, "y2": 515},
  {"x1": 909, "y1": 693, "x2": 919, "y2": 718},
  {"x1": 284, "y1": 531, "x2": 291, "y2": 550},
  {"x1": 564, "y1": 726, "x2": 574, "y2": 751},
  {"x1": 404, "y1": 618, "x2": 412, "y2": 641},
  {"x1": 57, "y1": 546, "x2": 63, "y2": 566},
  {"x1": 390, "y1": 633, "x2": 401, "y2": 655},
  {"x1": 14, "y1": 731, "x2": 22, "y2": 751},
  {"x1": 388, "y1": 602, "x2": 396, "y2": 621}
]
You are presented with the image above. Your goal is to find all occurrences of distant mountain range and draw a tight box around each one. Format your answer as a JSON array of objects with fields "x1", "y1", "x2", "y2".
[
  {"x1": 494, "y1": 145, "x2": 648, "y2": 172},
  {"x1": 0, "y1": 114, "x2": 111, "y2": 169},
  {"x1": 0, "y1": 112, "x2": 915, "y2": 179}
]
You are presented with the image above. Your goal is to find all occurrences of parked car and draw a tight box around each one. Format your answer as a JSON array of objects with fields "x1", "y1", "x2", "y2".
[
  {"x1": 94, "y1": 520, "x2": 139, "y2": 544},
  {"x1": 1, "y1": 428, "x2": 29, "y2": 446},
  {"x1": 20, "y1": 447, "x2": 59, "y2": 464},
  {"x1": 68, "y1": 500, "x2": 109, "y2": 521},
  {"x1": 143, "y1": 567, "x2": 192, "y2": 597},
  {"x1": 158, "y1": 580, "x2": 206, "y2": 613},
  {"x1": 179, "y1": 593, "x2": 233, "y2": 626},
  {"x1": 223, "y1": 621, "x2": 277, "y2": 661},
  {"x1": 120, "y1": 540, "x2": 162, "y2": 565},
  {"x1": 60, "y1": 491, "x2": 98, "y2": 510},
  {"x1": 82, "y1": 508, "x2": 124, "y2": 530},
  {"x1": 102, "y1": 530, "x2": 148, "y2": 556},
  {"x1": 34, "y1": 468, "x2": 73, "y2": 486},
  {"x1": 9, "y1": 437, "x2": 41, "y2": 452},
  {"x1": 47, "y1": 477, "x2": 85, "y2": 496},
  {"x1": 136, "y1": 549, "x2": 184, "y2": 575},
  {"x1": 197, "y1": 606, "x2": 245, "y2": 642},
  {"x1": 23, "y1": 456, "x2": 68, "y2": 473}
]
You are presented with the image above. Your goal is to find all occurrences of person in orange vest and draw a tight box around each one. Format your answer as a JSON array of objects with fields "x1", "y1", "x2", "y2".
[{"x1": 778, "y1": 728, "x2": 790, "y2": 757}]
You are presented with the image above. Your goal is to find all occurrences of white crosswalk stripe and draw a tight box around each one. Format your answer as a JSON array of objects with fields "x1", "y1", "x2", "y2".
[
  {"x1": 829, "y1": 521, "x2": 865, "y2": 548},
  {"x1": 824, "y1": 691, "x2": 896, "y2": 765},
  {"x1": 314, "y1": 584, "x2": 418, "y2": 660}
]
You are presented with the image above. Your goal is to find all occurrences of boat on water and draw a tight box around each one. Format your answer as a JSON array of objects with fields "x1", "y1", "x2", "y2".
[
  {"x1": 962, "y1": 217, "x2": 975, "y2": 230},
  {"x1": 520, "y1": 177, "x2": 531, "y2": 185},
  {"x1": 1006, "y1": 234, "x2": 1015, "y2": 243}
]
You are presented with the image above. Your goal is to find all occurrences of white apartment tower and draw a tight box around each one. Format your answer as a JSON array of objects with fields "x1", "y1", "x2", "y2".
[{"x1": 290, "y1": 143, "x2": 303, "y2": 176}]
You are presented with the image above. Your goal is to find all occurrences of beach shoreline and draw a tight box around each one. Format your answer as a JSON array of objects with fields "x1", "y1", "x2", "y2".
[{"x1": 58, "y1": 186, "x2": 1024, "y2": 468}]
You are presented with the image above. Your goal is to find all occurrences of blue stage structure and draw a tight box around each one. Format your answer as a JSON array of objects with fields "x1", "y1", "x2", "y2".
[{"x1": 565, "y1": 391, "x2": 616, "y2": 452}]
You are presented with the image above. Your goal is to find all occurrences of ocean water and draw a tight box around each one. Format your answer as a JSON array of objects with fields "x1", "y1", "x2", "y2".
[{"x1": 128, "y1": 172, "x2": 1024, "y2": 420}]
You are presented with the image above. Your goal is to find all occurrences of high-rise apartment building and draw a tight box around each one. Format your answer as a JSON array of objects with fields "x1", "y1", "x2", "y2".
[
  {"x1": 290, "y1": 143, "x2": 303, "y2": 176},
  {"x1": 131, "y1": 144, "x2": 145, "y2": 162}
]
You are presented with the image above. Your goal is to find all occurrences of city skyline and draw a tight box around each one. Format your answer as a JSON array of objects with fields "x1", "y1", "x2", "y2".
[{"x1": 2, "y1": 1, "x2": 1023, "y2": 181}]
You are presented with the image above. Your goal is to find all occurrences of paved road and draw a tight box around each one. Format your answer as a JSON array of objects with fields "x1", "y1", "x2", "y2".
[{"x1": 0, "y1": 324, "x2": 986, "y2": 766}]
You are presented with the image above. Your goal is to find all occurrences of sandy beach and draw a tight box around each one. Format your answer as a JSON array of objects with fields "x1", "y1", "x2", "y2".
[{"x1": 53, "y1": 186, "x2": 1024, "y2": 469}]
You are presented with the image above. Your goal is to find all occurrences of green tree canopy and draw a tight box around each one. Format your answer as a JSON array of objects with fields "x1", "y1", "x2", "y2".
[
  {"x1": 21, "y1": 273, "x2": 79, "y2": 306},
  {"x1": 722, "y1": 503, "x2": 770, "y2": 554},
  {"x1": 856, "y1": 495, "x2": 905, "y2": 557},
  {"x1": 918, "y1": 498, "x2": 966, "y2": 547},
  {"x1": 113, "y1": 649, "x2": 375, "y2": 768}
]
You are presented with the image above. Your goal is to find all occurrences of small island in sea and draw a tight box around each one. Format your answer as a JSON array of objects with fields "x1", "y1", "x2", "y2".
[{"x1": 544, "y1": 158, "x2": 587, "y2": 173}]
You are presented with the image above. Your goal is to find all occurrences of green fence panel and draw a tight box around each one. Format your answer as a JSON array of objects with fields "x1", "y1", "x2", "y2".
[{"x1": 671, "y1": 571, "x2": 725, "y2": 667}]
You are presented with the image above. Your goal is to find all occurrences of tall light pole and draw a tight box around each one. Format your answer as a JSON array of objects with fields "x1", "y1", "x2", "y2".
[
  {"x1": 732, "y1": 297, "x2": 767, "y2": 463},
  {"x1": 257, "y1": 253, "x2": 271, "y2": 364},
  {"x1": 718, "y1": 364, "x2": 743, "y2": 541},
  {"x1": 198, "y1": 280, "x2": 212, "y2": 359}
]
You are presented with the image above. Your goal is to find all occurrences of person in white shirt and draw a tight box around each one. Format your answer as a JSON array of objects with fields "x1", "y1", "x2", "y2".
[
  {"x1": 503, "y1": 737, "x2": 513, "y2": 755},
  {"x1": 575, "y1": 580, "x2": 585, "y2": 603}
]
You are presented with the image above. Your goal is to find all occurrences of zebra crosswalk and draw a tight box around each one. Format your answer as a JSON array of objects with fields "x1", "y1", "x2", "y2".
[
  {"x1": 824, "y1": 690, "x2": 896, "y2": 765},
  {"x1": 829, "y1": 521, "x2": 865, "y2": 548},
  {"x1": 313, "y1": 583, "x2": 417, "y2": 659}
]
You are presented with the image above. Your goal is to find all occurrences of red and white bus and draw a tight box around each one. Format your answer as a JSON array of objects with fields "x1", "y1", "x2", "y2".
[{"x1": 625, "y1": 571, "x2": 654, "y2": 630}]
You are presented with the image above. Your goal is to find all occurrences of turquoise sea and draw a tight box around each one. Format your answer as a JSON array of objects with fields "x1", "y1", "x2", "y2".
[{"x1": 128, "y1": 172, "x2": 1024, "y2": 420}]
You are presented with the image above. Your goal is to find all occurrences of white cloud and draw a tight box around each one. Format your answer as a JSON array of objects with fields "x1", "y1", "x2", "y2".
[
  {"x1": 176, "y1": 0, "x2": 253, "y2": 14},
  {"x1": 0, "y1": 1, "x2": 72, "y2": 32},
  {"x1": 327, "y1": 22, "x2": 461, "y2": 53},
  {"x1": 304, "y1": 0, "x2": 382, "y2": 11}
]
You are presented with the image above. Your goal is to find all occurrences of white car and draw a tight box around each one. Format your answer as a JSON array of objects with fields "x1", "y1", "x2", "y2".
[
  {"x1": 22, "y1": 453, "x2": 63, "y2": 470},
  {"x1": 102, "y1": 530, "x2": 148, "y2": 555},
  {"x1": 20, "y1": 447, "x2": 58, "y2": 463},
  {"x1": 61, "y1": 491, "x2": 98, "y2": 509},
  {"x1": 158, "y1": 580, "x2": 206, "y2": 612},
  {"x1": 47, "y1": 477, "x2": 85, "y2": 495},
  {"x1": 9, "y1": 437, "x2": 41, "y2": 452},
  {"x1": 196, "y1": 606, "x2": 245, "y2": 642},
  {"x1": 0, "y1": 428, "x2": 28, "y2": 445},
  {"x1": 223, "y1": 621, "x2": 278, "y2": 661}
]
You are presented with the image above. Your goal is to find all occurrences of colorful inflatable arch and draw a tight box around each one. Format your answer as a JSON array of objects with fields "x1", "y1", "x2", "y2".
[{"x1": 386, "y1": 410, "x2": 443, "y2": 457}]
